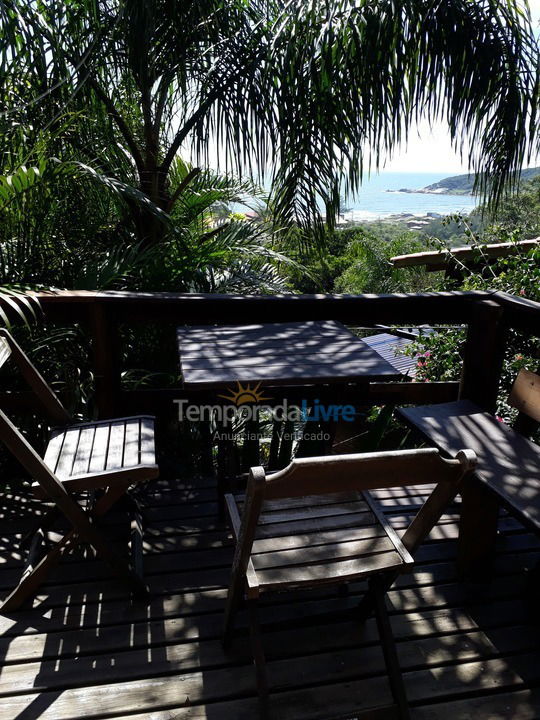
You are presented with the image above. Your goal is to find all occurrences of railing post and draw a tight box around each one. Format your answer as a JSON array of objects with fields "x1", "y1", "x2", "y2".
[
  {"x1": 458, "y1": 298, "x2": 507, "y2": 576},
  {"x1": 88, "y1": 302, "x2": 121, "y2": 418},
  {"x1": 459, "y1": 299, "x2": 507, "y2": 414}
]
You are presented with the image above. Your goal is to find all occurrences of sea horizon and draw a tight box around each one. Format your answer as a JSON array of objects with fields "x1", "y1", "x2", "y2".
[{"x1": 342, "y1": 170, "x2": 478, "y2": 221}]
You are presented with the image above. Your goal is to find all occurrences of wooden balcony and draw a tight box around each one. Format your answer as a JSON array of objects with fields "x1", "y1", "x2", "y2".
[{"x1": 0, "y1": 289, "x2": 538, "y2": 719}]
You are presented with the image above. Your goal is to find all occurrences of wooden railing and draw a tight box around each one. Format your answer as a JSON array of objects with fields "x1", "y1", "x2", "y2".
[{"x1": 3, "y1": 289, "x2": 540, "y2": 418}]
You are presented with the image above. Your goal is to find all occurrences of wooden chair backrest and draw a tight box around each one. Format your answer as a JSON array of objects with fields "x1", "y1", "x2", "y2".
[
  {"x1": 0, "y1": 329, "x2": 71, "y2": 425},
  {"x1": 233, "y1": 448, "x2": 477, "y2": 588},
  {"x1": 263, "y1": 447, "x2": 473, "y2": 500},
  {"x1": 508, "y1": 368, "x2": 540, "y2": 423}
]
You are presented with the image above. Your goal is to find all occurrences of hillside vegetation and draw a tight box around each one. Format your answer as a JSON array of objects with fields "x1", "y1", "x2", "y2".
[{"x1": 423, "y1": 167, "x2": 540, "y2": 195}]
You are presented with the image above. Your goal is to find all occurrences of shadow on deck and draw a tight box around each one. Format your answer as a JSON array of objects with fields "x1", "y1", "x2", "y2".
[{"x1": 0, "y1": 474, "x2": 539, "y2": 720}]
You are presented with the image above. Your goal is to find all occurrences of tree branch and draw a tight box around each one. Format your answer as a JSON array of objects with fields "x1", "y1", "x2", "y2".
[
  {"x1": 86, "y1": 76, "x2": 145, "y2": 173},
  {"x1": 166, "y1": 167, "x2": 201, "y2": 213}
]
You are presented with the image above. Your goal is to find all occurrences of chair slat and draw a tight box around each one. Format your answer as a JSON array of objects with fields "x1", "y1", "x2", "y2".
[
  {"x1": 253, "y1": 510, "x2": 376, "y2": 539},
  {"x1": 264, "y1": 448, "x2": 465, "y2": 500},
  {"x1": 88, "y1": 423, "x2": 111, "y2": 473},
  {"x1": 251, "y1": 536, "x2": 396, "y2": 570},
  {"x1": 43, "y1": 430, "x2": 65, "y2": 474},
  {"x1": 71, "y1": 426, "x2": 96, "y2": 477},
  {"x1": 256, "y1": 499, "x2": 370, "y2": 525},
  {"x1": 54, "y1": 427, "x2": 81, "y2": 479},
  {"x1": 140, "y1": 417, "x2": 156, "y2": 465},
  {"x1": 123, "y1": 419, "x2": 141, "y2": 467},
  {"x1": 106, "y1": 422, "x2": 126, "y2": 470},
  {"x1": 236, "y1": 491, "x2": 360, "y2": 511},
  {"x1": 251, "y1": 524, "x2": 387, "y2": 554},
  {"x1": 256, "y1": 550, "x2": 404, "y2": 590}
]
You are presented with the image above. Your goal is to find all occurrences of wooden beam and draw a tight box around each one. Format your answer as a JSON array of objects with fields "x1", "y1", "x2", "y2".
[
  {"x1": 493, "y1": 291, "x2": 540, "y2": 334},
  {"x1": 391, "y1": 238, "x2": 539, "y2": 270},
  {"x1": 115, "y1": 381, "x2": 460, "y2": 417},
  {"x1": 36, "y1": 290, "x2": 492, "y2": 326}
]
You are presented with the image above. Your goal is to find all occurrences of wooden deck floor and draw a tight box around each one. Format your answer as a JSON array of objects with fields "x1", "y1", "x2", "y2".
[{"x1": 0, "y1": 473, "x2": 539, "y2": 720}]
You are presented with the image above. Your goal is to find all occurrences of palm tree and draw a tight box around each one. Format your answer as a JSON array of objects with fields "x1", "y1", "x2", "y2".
[
  {"x1": 0, "y1": 142, "x2": 295, "y2": 292},
  {"x1": 1, "y1": 0, "x2": 538, "y2": 245}
]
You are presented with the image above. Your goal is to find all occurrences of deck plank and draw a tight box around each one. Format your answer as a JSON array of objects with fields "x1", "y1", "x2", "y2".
[{"x1": 0, "y1": 471, "x2": 539, "y2": 720}]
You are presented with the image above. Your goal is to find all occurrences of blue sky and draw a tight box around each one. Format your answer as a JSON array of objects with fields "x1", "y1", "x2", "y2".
[{"x1": 383, "y1": 0, "x2": 540, "y2": 174}]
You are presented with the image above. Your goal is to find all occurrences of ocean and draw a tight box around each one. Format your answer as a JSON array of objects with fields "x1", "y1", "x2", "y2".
[{"x1": 343, "y1": 171, "x2": 478, "y2": 221}]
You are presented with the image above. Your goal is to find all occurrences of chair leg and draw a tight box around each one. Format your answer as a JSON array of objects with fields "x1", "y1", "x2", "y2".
[
  {"x1": 217, "y1": 469, "x2": 227, "y2": 522},
  {"x1": 457, "y1": 480, "x2": 499, "y2": 577},
  {"x1": 78, "y1": 519, "x2": 149, "y2": 599},
  {"x1": 370, "y1": 576, "x2": 410, "y2": 720},
  {"x1": 217, "y1": 432, "x2": 239, "y2": 521},
  {"x1": 1, "y1": 482, "x2": 148, "y2": 613},
  {"x1": 20, "y1": 506, "x2": 60, "y2": 550},
  {"x1": 0, "y1": 530, "x2": 75, "y2": 612},
  {"x1": 248, "y1": 600, "x2": 269, "y2": 719},
  {"x1": 130, "y1": 508, "x2": 144, "y2": 582},
  {"x1": 358, "y1": 569, "x2": 398, "y2": 621},
  {"x1": 223, "y1": 577, "x2": 243, "y2": 649}
]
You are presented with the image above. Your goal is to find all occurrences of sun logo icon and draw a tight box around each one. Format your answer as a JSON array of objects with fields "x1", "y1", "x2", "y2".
[{"x1": 218, "y1": 381, "x2": 272, "y2": 406}]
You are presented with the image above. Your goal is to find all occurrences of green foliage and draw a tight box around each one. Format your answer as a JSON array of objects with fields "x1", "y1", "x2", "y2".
[
  {"x1": 418, "y1": 213, "x2": 485, "y2": 247},
  {"x1": 0, "y1": 0, "x2": 537, "y2": 239},
  {"x1": 462, "y1": 245, "x2": 540, "y2": 302},
  {"x1": 282, "y1": 228, "x2": 354, "y2": 292},
  {"x1": 404, "y1": 330, "x2": 466, "y2": 383},
  {"x1": 0, "y1": 137, "x2": 291, "y2": 293},
  {"x1": 282, "y1": 224, "x2": 444, "y2": 294},
  {"x1": 477, "y1": 176, "x2": 540, "y2": 242},
  {"x1": 333, "y1": 227, "x2": 441, "y2": 294}
]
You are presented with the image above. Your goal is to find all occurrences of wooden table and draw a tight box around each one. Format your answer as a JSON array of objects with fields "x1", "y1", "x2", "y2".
[
  {"x1": 177, "y1": 320, "x2": 402, "y2": 389},
  {"x1": 397, "y1": 400, "x2": 540, "y2": 572},
  {"x1": 177, "y1": 320, "x2": 403, "y2": 507}
]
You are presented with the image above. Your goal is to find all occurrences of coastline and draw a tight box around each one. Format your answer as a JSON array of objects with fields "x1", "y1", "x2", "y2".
[
  {"x1": 386, "y1": 188, "x2": 472, "y2": 196},
  {"x1": 338, "y1": 209, "x2": 469, "y2": 230}
]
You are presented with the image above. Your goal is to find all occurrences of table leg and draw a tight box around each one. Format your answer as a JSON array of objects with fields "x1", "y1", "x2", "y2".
[
  {"x1": 242, "y1": 414, "x2": 260, "y2": 471},
  {"x1": 277, "y1": 419, "x2": 295, "y2": 467},
  {"x1": 216, "y1": 419, "x2": 237, "y2": 518},
  {"x1": 199, "y1": 420, "x2": 214, "y2": 476},
  {"x1": 457, "y1": 478, "x2": 500, "y2": 576},
  {"x1": 268, "y1": 419, "x2": 282, "y2": 470}
]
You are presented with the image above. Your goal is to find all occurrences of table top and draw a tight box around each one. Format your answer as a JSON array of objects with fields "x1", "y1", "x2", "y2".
[
  {"x1": 398, "y1": 400, "x2": 540, "y2": 532},
  {"x1": 177, "y1": 320, "x2": 402, "y2": 389}
]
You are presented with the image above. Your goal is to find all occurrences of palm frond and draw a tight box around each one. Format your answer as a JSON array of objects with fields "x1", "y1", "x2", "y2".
[
  {"x1": 0, "y1": 287, "x2": 42, "y2": 330},
  {"x1": 1, "y1": 0, "x2": 537, "y2": 238}
]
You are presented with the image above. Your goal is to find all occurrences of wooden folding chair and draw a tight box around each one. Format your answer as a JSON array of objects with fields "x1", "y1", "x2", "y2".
[
  {"x1": 223, "y1": 447, "x2": 476, "y2": 719},
  {"x1": 0, "y1": 329, "x2": 159, "y2": 612}
]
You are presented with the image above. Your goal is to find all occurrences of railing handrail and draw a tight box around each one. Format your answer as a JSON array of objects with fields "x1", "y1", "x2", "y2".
[
  {"x1": 1, "y1": 289, "x2": 537, "y2": 417},
  {"x1": 31, "y1": 289, "x2": 498, "y2": 329}
]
